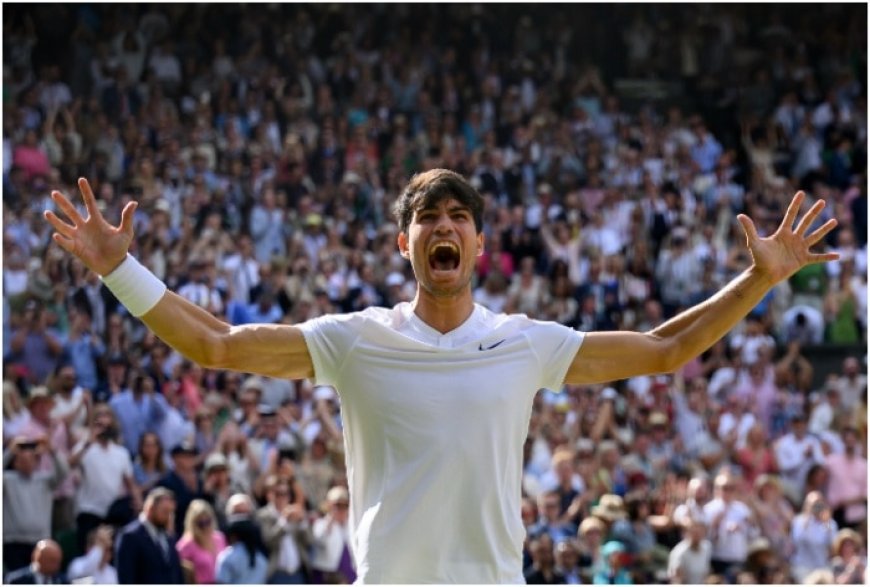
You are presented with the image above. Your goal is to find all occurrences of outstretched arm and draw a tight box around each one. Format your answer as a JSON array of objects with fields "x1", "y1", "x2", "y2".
[
  {"x1": 45, "y1": 178, "x2": 314, "y2": 380},
  {"x1": 566, "y1": 192, "x2": 838, "y2": 385}
]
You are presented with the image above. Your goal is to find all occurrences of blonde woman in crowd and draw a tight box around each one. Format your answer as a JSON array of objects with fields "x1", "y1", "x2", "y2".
[{"x1": 176, "y1": 499, "x2": 226, "y2": 585}]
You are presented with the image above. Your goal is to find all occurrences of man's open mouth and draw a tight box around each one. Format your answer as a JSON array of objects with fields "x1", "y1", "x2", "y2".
[{"x1": 428, "y1": 241, "x2": 461, "y2": 271}]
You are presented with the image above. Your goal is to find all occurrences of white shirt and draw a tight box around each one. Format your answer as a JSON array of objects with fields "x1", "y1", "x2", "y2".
[
  {"x1": 775, "y1": 433, "x2": 825, "y2": 494},
  {"x1": 668, "y1": 538, "x2": 712, "y2": 584},
  {"x1": 74, "y1": 441, "x2": 133, "y2": 517},
  {"x1": 68, "y1": 545, "x2": 118, "y2": 584},
  {"x1": 299, "y1": 303, "x2": 584, "y2": 583},
  {"x1": 703, "y1": 499, "x2": 756, "y2": 563}
]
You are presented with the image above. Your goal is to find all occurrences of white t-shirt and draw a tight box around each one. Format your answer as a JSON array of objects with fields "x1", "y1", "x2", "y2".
[
  {"x1": 299, "y1": 303, "x2": 584, "y2": 583},
  {"x1": 703, "y1": 499, "x2": 756, "y2": 563},
  {"x1": 74, "y1": 441, "x2": 134, "y2": 517}
]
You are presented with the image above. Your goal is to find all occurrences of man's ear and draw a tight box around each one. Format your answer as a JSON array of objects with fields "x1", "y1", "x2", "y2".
[
  {"x1": 397, "y1": 232, "x2": 411, "y2": 259},
  {"x1": 476, "y1": 232, "x2": 485, "y2": 257}
]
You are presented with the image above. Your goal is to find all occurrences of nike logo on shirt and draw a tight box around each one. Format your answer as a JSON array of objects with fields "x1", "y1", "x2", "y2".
[{"x1": 478, "y1": 339, "x2": 507, "y2": 351}]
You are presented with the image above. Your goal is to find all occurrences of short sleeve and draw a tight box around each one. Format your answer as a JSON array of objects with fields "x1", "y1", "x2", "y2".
[
  {"x1": 297, "y1": 313, "x2": 362, "y2": 387},
  {"x1": 525, "y1": 321, "x2": 585, "y2": 391}
]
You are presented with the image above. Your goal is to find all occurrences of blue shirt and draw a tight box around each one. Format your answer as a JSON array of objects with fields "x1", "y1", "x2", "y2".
[
  {"x1": 690, "y1": 135, "x2": 724, "y2": 173},
  {"x1": 215, "y1": 544, "x2": 269, "y2": 585},
  {"x1": 64, "y1": 333, "x2": 105, "y2": 391},
  {"x1": 109, "y1": 390, "x2": 168, "y2": 455}
]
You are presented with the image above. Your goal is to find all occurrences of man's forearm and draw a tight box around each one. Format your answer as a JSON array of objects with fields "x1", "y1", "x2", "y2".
[{"x1": 651, "y1": 266, "x2": 774, "y2": 370}]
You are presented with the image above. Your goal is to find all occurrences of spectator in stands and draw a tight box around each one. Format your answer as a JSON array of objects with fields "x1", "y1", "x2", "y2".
[
  {"x1": 5, "y1": 539, "x2": 65, "y2": 585},
  {"x1": 256, "y1": 474, "x2": 311, "y2": 583},
  {"x1": 824, "y1": 427, "x2": 867, "y2": 532},
  {"x1": 132, "y1": 431, "x2": 168, "y2": 494},
  {"x1": 524, "y1": 533, "x2": 566, "y2": 585},
  {"x1": 156, "y1": 441, "x2": 205, "y2": 536},
  {"x1": 748, "y1": 474, "x2": 794, "y2": 557},
  {"x1": 2, "y1": 437, "x2": 68, "y2": 576},
  {"x1": 703, "y1": 472, "x2": 758, "y2": 581},
  {"x1": 7, "y1": 300, "x2": 63, "y2": 386},
  {"x1": 62, "y1": 305, "x2": 105, "y2": 393},
  {"x1": 116, "y1": 487, "x2": 184, "y2": 584},
  {"x1": 553, "y1": 539, "x2": 582, "y2": 585},
  {"x1": 576, "y1": 516, "x2": 606, "y2": 580},
  {"x1": 310, "y1": 486, "x2": 355, "y2": 584},
  {"x1": 774, "y1": 413, "x2": 825, "y2": 503},
  {"x1": 176, "y1": 499, "x2": 226, "y2": 585},
  {"x1": 593, "y1": 540, "x2": 632, "y2": 585},
  {"x1": 216, "y1": 515, "x2": 269, "y2": 585},
  {"x1": 790, "y1": 491, "x2": 838, "y2": 582},
  {"x1": 109, "y1": 366, "x2": 168, "y2": 455},
  {"x1": 70, "y1": 403, "x2": 140, "y2": 554},
  {"x1": 830, "y1": 529, "x2": 866, "y2": 584},
  {"x1": 67, "y1": 525, "x2": 117, "y2": 584},
  {"x1": 667, "y1": 517, "x2": 712, "y2": 585}
]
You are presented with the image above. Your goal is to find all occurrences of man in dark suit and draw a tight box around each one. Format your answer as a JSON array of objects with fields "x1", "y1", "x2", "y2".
[
  {"x1": 5, "y1": 540, "x2": 66, "y2": 584},
  {"x1": 115, "y1": 487, "x2": 184, "y2": 584}
]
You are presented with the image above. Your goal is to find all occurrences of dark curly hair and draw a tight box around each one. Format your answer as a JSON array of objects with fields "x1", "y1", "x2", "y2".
[{"x1": 392, "y1": 169, "x2": 484, "y2": 235}]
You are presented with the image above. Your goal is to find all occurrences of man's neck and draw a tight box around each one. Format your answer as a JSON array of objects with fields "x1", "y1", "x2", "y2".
[{"x1": 411, "y1": 288, "x2": 475, "y2": 334}]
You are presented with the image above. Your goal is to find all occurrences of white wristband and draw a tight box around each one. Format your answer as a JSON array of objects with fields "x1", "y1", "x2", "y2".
[{"x1": 100, "y1": 254, "x2": 167, "y2": 317}]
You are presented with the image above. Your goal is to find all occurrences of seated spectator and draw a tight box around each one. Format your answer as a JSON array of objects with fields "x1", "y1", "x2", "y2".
[
  {"x1": 790, "y1": 491, "x2": 838, "y2": 582},
  {"x1": 216, "y1": 516, "x2": 269, "y2": 585},
  {"x1": 667, "y1": 517, "x2": 712, "y2": 585},
  {"x1": 67, "y1": 525, "x2": 117, "y2": 584},
  {"x1": 176, "y1": 499, "x2": 226, "y2": 585},
  {"x1": 5, "y1": 539, "x2": 65, "y2": 585},
  {"x1": 592, "y1": 540, "x2": 632, "y2": 584},
  {"x1": 524, "y1": 533, "x2": 566, "y2": 585}
]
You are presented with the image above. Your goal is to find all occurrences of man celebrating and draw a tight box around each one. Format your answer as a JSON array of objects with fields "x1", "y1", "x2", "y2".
[{"x1": 45, "y1": 171, "x2": 837, "y2": 583}]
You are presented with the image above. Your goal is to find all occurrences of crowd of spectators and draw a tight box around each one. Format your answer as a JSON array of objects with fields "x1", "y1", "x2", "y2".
[{"x1": 3, "y1": 3, "x2": 867, "y2": 584}]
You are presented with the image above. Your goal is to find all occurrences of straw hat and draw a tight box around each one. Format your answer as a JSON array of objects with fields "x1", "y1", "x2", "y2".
[
  {"x1": 832, "y1": 528, "x2": 863, "y2": 555},
  {"x1": 591, "y1": 494, "x2": 626, "y2": 521}
]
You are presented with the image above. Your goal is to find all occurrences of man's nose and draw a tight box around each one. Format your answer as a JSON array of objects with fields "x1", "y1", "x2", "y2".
[{"x1": 433, "y1": 213, "x2": 453, "y2": 233}]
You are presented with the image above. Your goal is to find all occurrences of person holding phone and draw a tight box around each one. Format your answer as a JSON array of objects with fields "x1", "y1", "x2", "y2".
[
  {"x1": 790, "y1": 491, "x2": 838, "y2": 582},
  {"x1": 2, "y1": 436, "x2": 68, "y2": 577}
]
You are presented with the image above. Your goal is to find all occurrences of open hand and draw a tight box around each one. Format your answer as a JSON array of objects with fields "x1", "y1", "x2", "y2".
[
  {"x1": 737, "y1": 191, "x2": 839, "y2": 284},
  {"x1": 44, "y1": 178, "x2": 138, "y2": 276}
]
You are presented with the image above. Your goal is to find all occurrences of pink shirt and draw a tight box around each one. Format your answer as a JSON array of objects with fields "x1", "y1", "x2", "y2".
[
  {"x1": 177, "y1": 531, "x2": 227, "y2": 584},
  {"x1": 825, "y1": 453, "x2": 867, "y2": 522}
]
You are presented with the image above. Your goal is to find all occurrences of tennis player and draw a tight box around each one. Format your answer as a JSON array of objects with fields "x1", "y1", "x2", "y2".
[{"x1": 45, "y1": 170, "x2": 838, "y2": 583}]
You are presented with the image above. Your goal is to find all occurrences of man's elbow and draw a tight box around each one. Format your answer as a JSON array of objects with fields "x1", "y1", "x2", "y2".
[{"x1": 657, "y1": 337, "x2": 686, "y2": 374}]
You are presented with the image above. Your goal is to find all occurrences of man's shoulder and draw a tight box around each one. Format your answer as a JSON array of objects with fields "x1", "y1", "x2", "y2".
[
  {"x1": 118, "y1": 518, "x2": 147, "y2": 538},
  {"x1": 4, "y1": 567, "x2": 35, "y2": 584}
]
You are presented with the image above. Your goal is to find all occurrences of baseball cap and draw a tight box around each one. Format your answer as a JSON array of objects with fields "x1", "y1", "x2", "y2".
[
  {"x1": 171, "y1": 442, "x2": 199, "y2": 457},
  {"x1": 204, "y1": 452, "x2": 228, "y2": 472}
]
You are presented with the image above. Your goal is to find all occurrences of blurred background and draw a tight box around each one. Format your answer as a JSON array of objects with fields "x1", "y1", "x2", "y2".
[{"x1": 2, "y1": 3, "x2": 867, "y2": 585}]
